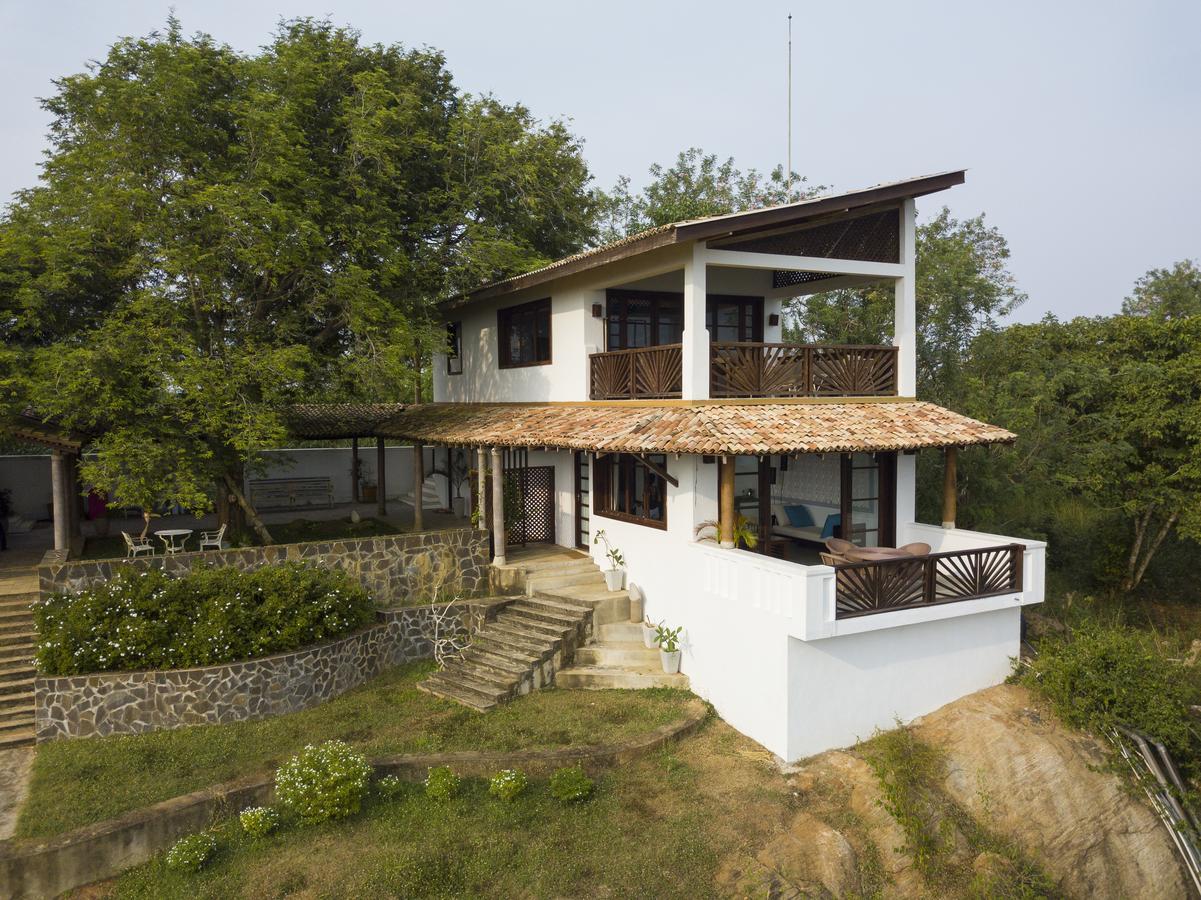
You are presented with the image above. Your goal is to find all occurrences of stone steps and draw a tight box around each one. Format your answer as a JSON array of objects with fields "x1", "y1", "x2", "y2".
[
  {"x1": 554, "y1": 665, "x2": 689, "y2": 691},
  {"x1": 0, "y1": 580, "x2": 37, "y2": 748},
  {"x1": 575, "y1": 641, "x2": 661, "y2": 668},
  {"x1": 598, "y1": 622, "x2": 644, "y2": 642},
  {"x1": 417, "y1": 594, "x2": 593, "y2": 711}
]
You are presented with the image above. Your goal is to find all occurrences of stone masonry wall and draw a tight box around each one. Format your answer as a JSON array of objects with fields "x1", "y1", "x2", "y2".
[
  {"x1": 34, "y1": 601, "x2": 499, "y2": 742},
  {"x1": 38, "y1": 528, "x2": 492, "y2": 607}
]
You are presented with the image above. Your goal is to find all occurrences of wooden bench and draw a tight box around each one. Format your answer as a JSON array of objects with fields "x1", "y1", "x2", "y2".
[{"x1": 248, "y1": 477, "x2": 334, "y2": 511}]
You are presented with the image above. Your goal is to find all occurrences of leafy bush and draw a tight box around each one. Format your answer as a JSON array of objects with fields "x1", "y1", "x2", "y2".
[
  {"x1": 549, "y1": 765, "x2": 594, "y2": 802},
  {"x1": 424, "y1": 765, "x2": 460, "y2": 801},
  {"x1": 238, "y1": 806, "x2": 279, "y2": 838},
  {"x1": 1022, "y1": 623, "x2": 1198, "y2": 759},
  {"x1": 376, "y1": 774, "x2": 405, "y2": 799},
  {"x1": 488, "y1": 768, "x2": 528, "y2": 802},
  {"x1": 164, "y1": 830, "x2": 217, "y2": 873},
  {"x1": 275, "y1": 740, "x2": 373, "y2": 825},
  {"x1": 34, "y1": 562, "x2": 375, "y2": 675}
]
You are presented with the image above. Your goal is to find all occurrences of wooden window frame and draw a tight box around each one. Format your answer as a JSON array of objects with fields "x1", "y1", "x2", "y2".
[
  {"x1": 594, "y1": 452, "x2": 668, "y2": 530},
  {"x1": 706, "y1": 294, "x2": 764, "y2": 342},
  {"x1": 446, "y1": 321, "x2": 463, "y2": 375},
  {"x1": 497, "y1": 298, "x2": 552, "y2": 369},
  {"x1": 604, "y1": 289, "x2": 685, "y2": 351}
]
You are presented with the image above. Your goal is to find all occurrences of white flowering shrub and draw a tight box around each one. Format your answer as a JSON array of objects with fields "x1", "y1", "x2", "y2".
[
  {"x1": 34, "y1": 563, "x2": 374, "y2": 675},
  {"x1": 424, "y1": 765, "x2": 461, "y2": 801},
  {"x1": 275, "y1": 740, "x2": 373, "y2": 825},
  {"x1": 488, "y1": 768, "x2": 528, "y2": 802},
  {"x1": 165, "y1": 830, "x2": 218, "y2": 873},
  {"x1": 549, "y1": 765, "x2": 594, "y2": 802},
  {"x1": 238, "y1": 805, "x2": 279, "y2": 838},
  {"x1": 376, "y1": 774, "x2": 405, "y2": 799}
]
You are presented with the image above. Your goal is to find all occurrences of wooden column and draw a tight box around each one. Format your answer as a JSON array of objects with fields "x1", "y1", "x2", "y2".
[
  {"x1": 477, "y1": 448, "x2": 487, "y2": 530},
  {"x1": 376, "y1": 437, "x2": 387, "y2": 516},
  {"x1": 50, "y1": 450, "x2": 69, "y2": 551},
  {"x1": 718, "y1": 455, "x2": 736, "y2": 548},
  {"x1": 491, "y1": 447, "x2": 506, "y2": 566},
  {"x1": 413, "y1": 441, "x2": 425, "y2": 531},
  {"x1": 942, "y1": 446, "x2": 958, "y2": 529},
  {"x1": 351, "y1": 438, "x2": 360, "y2": 503}
]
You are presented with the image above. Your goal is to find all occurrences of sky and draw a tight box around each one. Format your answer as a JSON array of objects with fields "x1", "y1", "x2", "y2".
[{"x1": 1, "y1": 0, "x2": 1198, "y2": 322}]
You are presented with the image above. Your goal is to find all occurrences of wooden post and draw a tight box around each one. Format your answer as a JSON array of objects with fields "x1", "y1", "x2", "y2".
[
  {"x1": 351, "y1": 438, "x2": 360, "y2": 503},
  {"x1": 477, "y1": 447, "x2": 487, "y2": 530},
  {"x1": 942, "y1": 446, "x2": 958, "y2": 529},
  {"x1": 50, "y1": 450, "x2": 69, "y2": 551},
  {"x1": 718, "y1": 455, "x2": 736, "y2": 548},
  {"x1": 413, "y1": 441, "x2": 424, "y2": 531},
  {"x1": 376, "y1": 437, "x2": 387, "y2": 516},
  {"x1": 491, "y1": 447, "x2": 506, "y2": 566}
]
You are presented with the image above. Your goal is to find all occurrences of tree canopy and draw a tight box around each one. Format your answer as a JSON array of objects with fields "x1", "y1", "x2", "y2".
[
  {"x1": 1120, "y1": 259, "x2": 1201, "y2": 321},
  {"x1": 0, "y1": 17, "x2": 596, "y2": 536}
]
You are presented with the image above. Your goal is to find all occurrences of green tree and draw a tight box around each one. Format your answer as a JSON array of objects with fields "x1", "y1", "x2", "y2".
[
  {"x1": 596, "y1": 148, "x2": 820, "y2": 243},
  {"x1": 1120, "y1": 259, "x2": 1201, "y2": 320},
  {"x1": 0, "y1": 18, "x2": 595, "y2": 539},
  {"x1": 956, "y1": 315, "x2": 1201, "y2": 594},
  {"x1": 788, "y1": 208, "x2": 1026, "y2": 403}
]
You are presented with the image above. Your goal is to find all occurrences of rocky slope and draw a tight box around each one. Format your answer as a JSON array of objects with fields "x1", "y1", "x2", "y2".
[{"x1": 724, "y1": 683, "x2": 1190, "y2": 898}]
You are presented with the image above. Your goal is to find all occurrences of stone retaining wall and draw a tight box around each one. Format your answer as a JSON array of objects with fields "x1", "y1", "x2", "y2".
[
  {"x1": 34, "y1": 600, "x2": 504, "y2": 742},
  {"x1": 38, "y1": 528, "x2": 492, "y2": 608},
  {"x1": 0, "y1": 702, "x2": 707, "y2": 900}
]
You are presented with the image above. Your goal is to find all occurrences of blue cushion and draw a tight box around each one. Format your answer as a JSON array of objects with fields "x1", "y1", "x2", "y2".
[
  {"x1": 784, "y1": 505, "x2": 813, "y2": 527},
  {"x1": 820, "y1": 514, "x2": 841, "y2": 539}
]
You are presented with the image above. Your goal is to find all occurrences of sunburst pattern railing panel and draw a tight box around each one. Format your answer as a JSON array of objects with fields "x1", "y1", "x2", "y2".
[
  {"x1": 589, "y1": 344, "x2": 683, "y2": 399},
  {"x1": 834, "y1": 544, "x2": 1024, "y2": 619},
  {"x1": 711, "y1": 343, "x2": 897, "y2": 398}
]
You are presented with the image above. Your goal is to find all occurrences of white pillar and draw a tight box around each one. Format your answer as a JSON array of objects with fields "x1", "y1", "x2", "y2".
[
  {"x1": 490, "y1": 447, "x2": 506, "y2": 566},
  {"x1": 893, "y1": 198, "x2": 917, "y2": 397},
  {"x1": 50, "y1": 450, "x2": 69, "y2": 551},
  {"x1": 681, "y1": 242, "x2": 710, "y2": 400}
]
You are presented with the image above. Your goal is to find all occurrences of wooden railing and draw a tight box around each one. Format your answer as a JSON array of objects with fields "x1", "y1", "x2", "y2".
[
  {"x1": 834, "y1": 544, "x2": 1024, "y2": 619},
  {"x1": 710, "y1": 343, "x2": 899, "y2": 398},
  {"x1": 589, "y1": 343, "x2": 684, "y2": 400},
  {"x1": 587, "y1": 342, "x2": 899, "y2": 400}
]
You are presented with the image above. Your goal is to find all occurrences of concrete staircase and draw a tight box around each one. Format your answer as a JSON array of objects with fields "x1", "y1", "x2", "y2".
[
  {"x1": 0, "y1": 575, "x2": 37, "y2": 750},
  {"x1": 419, "y1": 546, "x2": 688, "y2": 710}
]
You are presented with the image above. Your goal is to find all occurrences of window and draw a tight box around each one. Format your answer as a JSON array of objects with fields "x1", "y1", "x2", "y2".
[
  {"x1": 498, "y1": 298, "x2": 551, "y2": 367},
  {"x1": 446, "y1": 322, "x2": 463, "y2": 375},
  {"x1": 595, "y1": 453, "x2": 668, "y2": 528},
  {"x1": 605, "y1": 290, "x2": 683, "y2": 350},
  {"x1": 706, "y1": 295, "x2": 764, "y2": 343}
]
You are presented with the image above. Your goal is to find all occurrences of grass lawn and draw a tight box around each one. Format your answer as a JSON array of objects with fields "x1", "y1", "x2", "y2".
[
  {"x1": 97, "y1": 720, "x2": 801, "y2": 900},
  {"x1": 16, "y1": 661, "x2": 695, "y2": 839}
]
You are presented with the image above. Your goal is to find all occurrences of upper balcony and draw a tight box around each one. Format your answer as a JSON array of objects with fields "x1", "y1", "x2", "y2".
[{"x1": 588, "y1": 342, "x2": 899, "y2": 400}]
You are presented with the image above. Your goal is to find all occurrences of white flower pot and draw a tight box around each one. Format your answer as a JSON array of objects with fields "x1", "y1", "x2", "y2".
[
  {"x1": 603, "y1": 568, "x2": 624, "y2": 592},
  {"x1": 642, "y1": 622, "x2": 658, "y2": 649},
  {"x1": 660, "y1": 648, "x2": 682, "y2": 674}
]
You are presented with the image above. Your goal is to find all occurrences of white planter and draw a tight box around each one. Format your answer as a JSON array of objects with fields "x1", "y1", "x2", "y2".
[
  {"x1": 451, "y1": 496, "x2": 467, "y2": 517},
  {"x1": 642, "y1": 623, "x2": 658, "y2": 649},
  {"x1": 660, "y1": 648, "x2": 682, "y2": 675},
  {"x1": 603, "y1": 568, "x2": 624, "y2": 592}
]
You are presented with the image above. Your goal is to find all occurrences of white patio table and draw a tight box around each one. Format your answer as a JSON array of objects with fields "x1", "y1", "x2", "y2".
[{"x1": 154, "y1": 529, "x2": 193, "y2": 555}]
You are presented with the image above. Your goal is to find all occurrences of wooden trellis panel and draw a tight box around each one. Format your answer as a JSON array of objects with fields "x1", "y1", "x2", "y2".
[{"x1": 503, "y1": 464, "x2": 556, "y2": 546}]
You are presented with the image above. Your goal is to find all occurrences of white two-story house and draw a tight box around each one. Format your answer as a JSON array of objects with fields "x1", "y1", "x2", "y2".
[{"x1": 390, "y1": 171, "x2": 1045, "y2": 761}]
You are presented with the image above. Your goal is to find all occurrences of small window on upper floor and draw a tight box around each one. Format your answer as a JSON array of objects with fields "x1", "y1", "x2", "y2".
[
  {"x1": 446, "y1": 322, "x2": 463, "y2": 375},
  {"x1": 498, "y1": 298, "x2": 551, "y2": 368}
]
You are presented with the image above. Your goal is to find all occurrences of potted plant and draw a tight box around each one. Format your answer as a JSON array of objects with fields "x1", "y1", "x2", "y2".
[
  {"x1": 641, "y1": 617, "x2": 660, "y2": 649},
  {"x1": 694, "y1": 515, "x2": 759, "y2": 550},
  {"x1": 655, "y1": 624, "x2": 683, "y2": 674},
  {"x1": 592, "y1": 528, "x2": 625, "y2": 591}
]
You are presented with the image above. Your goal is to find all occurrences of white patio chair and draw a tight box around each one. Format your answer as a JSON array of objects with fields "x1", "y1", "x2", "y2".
[
  {"x1": 122, "y1": 531, "x2": 154, "y2": 558},
  {"x1": 198, "y1": 523, "x2": 226, "y2": 552}
]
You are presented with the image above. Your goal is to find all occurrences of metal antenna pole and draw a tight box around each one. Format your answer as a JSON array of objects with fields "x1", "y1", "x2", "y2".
[{"x1": 787, "y1": 13, "x2": 793, "y2": 193}]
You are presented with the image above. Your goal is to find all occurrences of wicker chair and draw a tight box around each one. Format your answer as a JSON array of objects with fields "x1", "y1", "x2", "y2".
[
  {"x1": 897, "y1": 542, "x2": 932, "y2": 557},
  {"x1": 819, "y1": 551, "x2": 844, "y2": 567},
  {"x1": 824, "y1": 537, "x2": 855, "y2": 556}
]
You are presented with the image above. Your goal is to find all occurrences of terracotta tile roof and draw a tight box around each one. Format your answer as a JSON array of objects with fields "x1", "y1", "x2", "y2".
[
  {"x1": 282, "y1": 403, "x2": 410, "y2": 439},
  {"x1": 377, "y1": 401, "x2": 1014, "y2": 455}
]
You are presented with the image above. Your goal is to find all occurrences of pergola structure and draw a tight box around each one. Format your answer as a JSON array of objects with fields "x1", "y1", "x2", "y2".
[{"x1": 3, "y1": 411, "x2": 89, "y2": 553}]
